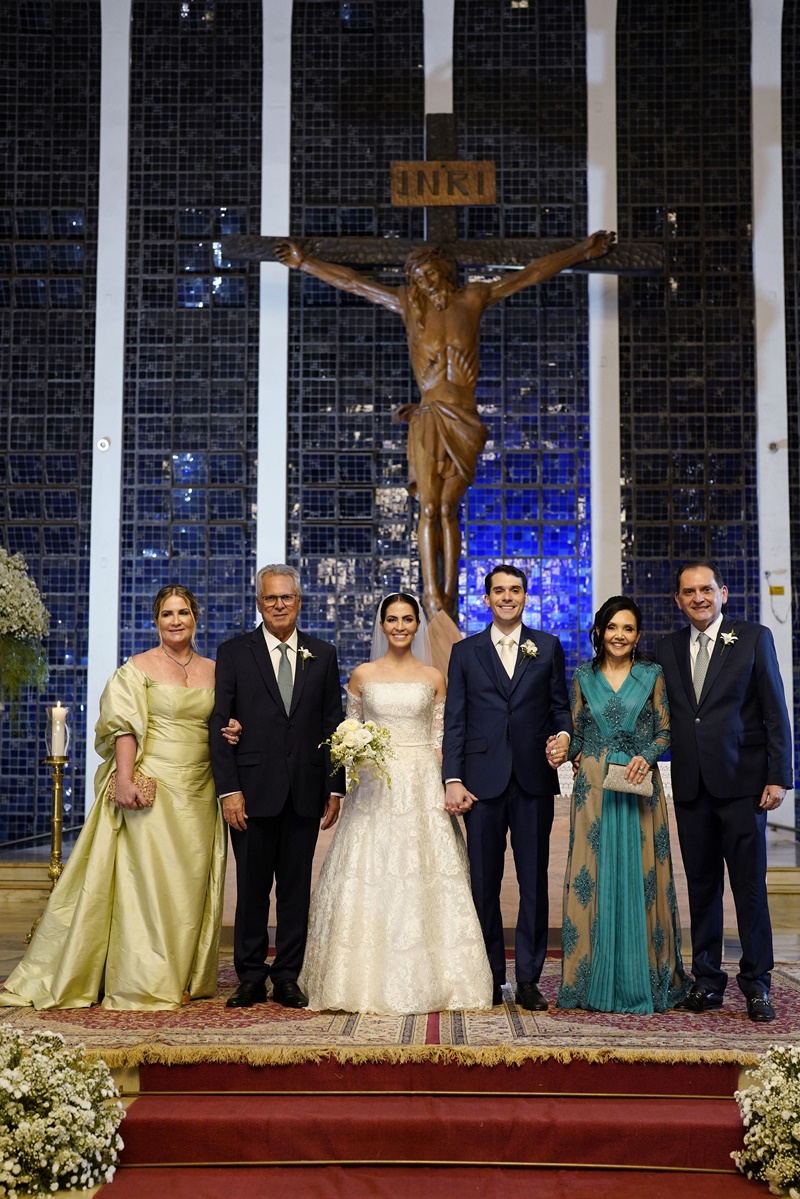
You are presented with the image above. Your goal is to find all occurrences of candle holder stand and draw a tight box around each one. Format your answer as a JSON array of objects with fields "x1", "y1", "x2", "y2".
[{"x1": 25, "y1": 754, "x2": 69, "y2": 945}]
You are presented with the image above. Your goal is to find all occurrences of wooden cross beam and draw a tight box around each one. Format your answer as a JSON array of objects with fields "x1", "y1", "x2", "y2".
[{"x1": 223, "y1": 114, "x2": 662, "y2": 275}]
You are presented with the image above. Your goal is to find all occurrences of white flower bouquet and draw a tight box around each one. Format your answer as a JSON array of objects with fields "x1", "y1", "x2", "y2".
[
  {"x1": 0, "y1": 548, "x2": 50, "y2": 702},
  {"x1": 732, "y1": 1043, "x2": 800, "y2": 1196},
  {"x1": 322, "y1": 716, "x2": 394, "y2": 793},
  {"x1": 0, "y1": 1028, "x2": 125, "y2": 1198}
]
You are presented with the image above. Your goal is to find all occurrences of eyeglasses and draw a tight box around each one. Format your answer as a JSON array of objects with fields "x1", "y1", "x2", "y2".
[{"x1": 258, "y1": 594, "x2": 298, "y2": 607}]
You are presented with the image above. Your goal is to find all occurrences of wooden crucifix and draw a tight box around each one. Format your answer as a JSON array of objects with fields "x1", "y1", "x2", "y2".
[{"x1": 224, "y1": 116, "x2": 662, "y2": 621}]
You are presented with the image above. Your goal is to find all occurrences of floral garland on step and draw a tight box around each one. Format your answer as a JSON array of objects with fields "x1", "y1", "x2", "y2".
[
  {"x1": 0, "y1": 1027, "x2": 125, "y2": 1197},
  {"x1": 732, "y1": 1043, "x2": 800, "y2": 1196}
]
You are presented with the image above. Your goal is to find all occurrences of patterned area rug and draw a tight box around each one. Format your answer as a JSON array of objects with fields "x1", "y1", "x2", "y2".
[{"x1": 1, "y1": 960, "x2": 798, "y2": 1069}]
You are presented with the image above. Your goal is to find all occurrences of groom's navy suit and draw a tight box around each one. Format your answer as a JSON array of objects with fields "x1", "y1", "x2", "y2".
[
  {"x1": 210, "y1": 626, "x2": 344, "y2": 986},
  {"x1": 656, "y1": 620, "x2": 792, "y2": 997},
  {"x1": 442, "y1": 623, "x2": 571, "y2": 987}
]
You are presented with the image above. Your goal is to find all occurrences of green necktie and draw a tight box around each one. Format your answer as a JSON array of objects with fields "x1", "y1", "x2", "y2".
[{"x1": 277, "y1": 643, "x2": 293, "y2": 714}]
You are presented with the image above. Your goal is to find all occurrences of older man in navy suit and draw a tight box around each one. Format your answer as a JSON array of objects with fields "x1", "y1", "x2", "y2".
[
  {"x1": 442, "y1": 565, "x2": 571, "y2": 1009},
  {"x1": 656, "y1": 559, "x2": 793, "y2": 1022}
]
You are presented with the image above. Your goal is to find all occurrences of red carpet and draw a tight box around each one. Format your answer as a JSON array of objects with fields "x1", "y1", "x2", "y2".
[{"x1": 94, "y1": 1055, "x2": 761, "y2": 1197}]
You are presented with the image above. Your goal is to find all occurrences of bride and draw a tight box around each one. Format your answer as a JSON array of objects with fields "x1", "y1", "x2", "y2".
[{"x1": 298, "y1": 593, "x2": 493, "y2": 1014}]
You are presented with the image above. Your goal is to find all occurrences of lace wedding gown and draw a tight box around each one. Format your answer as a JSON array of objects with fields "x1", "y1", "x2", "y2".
[{"x1": 298, "y1": 681, "x2": 493, "y2": 1014}]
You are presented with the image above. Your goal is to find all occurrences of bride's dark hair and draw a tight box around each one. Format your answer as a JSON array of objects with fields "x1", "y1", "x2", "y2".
[{"x1": 380, "y1": 592, "x2": 420, "y2": 623}]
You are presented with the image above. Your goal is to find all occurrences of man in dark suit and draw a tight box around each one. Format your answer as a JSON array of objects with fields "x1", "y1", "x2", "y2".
[
  {"x1": 210, "y1": 564, "x2": 344, "y2": 1009},
  {"x1": 442, "y1": 565, "x2": 571, "y2": 1010},
  {"x1": 656, "y1": 559, "x2": 792, "y2": 1022}
]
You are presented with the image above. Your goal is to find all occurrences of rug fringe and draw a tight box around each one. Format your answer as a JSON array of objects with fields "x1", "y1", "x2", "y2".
[{"x1": 84, "y1": 1043, "x2": 762, "y2": 1070}]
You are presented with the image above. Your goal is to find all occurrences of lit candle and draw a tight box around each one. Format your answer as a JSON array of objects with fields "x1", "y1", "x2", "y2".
[{"x1": 50, "y1": 702, "x2": 67, "y2": 757}]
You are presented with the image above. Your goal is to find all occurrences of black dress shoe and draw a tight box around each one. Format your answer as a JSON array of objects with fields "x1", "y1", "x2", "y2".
[
  {"x1": 272, "y1": 978, "x2": 309, "y2": 1009},
  {"x1": 515, "y1": 981, "x2": 548, "y2": 1011},
  {"x1": 746, "y1": 992, "x2": 775, "y2": 1023},
  {"x1": 675, "y1": 983, "x2": 724, "y2": 1013},
  {"x1": 226, "y1": 980, "x2": 267, "y2": 1008},
  {"x1": 492, "y1": 982, "x2": 506, "y2": 1006}
]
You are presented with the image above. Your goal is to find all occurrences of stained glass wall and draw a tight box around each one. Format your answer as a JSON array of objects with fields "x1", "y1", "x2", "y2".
[
  {"x1": 287, "y1": 0, "x2": 425, "y2": 672},
  {"x1": 455, "y1": 0, "x2": 590, "y2": 662},
  {"x1": 120, "y1": 0, "x2": 262, "y2": 662},
  {"x1": 0, "y1": 1, "x2": 100, "y2": 845},
  {"x1": 287, "y1": 0, "x2": 591, "y2": 679},
  {"x1": 617, "y1": 1, "x2": 759, "y2": 651}
]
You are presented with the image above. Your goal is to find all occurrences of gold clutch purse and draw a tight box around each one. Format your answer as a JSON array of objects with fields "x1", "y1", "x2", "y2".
[
  {"x1": 106, "y1": 771, "x2": 157, "y2": 805},
  {"x1": 603, "y1": 762, "x2": 653, "y2": 798}
]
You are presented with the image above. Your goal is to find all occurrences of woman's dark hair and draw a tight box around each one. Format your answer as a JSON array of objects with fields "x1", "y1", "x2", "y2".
[
  {"x1": 380, "y1": 592, "x2": 420, "y2": 623},
  {"x1": 153, "y1": 585, "x2": 200, "y2": 649},
  {"x1": 590, "y1": 595, "x2": 647, "y2": 667}
]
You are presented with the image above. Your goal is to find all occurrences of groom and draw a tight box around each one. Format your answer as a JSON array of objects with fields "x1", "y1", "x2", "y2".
[{"x1": 442, "y1": 565, "x2": 571, "y2": 1009}]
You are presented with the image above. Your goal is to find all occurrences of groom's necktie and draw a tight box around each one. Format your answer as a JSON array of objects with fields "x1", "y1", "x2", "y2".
[
  {"x1": 693, "y1": 631, "x2": 711, "y2": 702},
  {"x1": 276, "y1": 643, "x2": 293, "y2": 713},
  {"x1": 499, "y1": 635, "x2": 517, "y2": 678}
]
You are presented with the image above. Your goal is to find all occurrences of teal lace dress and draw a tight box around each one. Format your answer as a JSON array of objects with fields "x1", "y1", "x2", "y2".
[{"x1": 557, "y1": 661, "x2": 690, "y2": 1013}]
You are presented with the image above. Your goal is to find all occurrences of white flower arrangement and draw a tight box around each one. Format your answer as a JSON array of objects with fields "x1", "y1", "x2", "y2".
[
  {"x1": 520, "y1": 639, "x2": 539, "y2": 659},
  {"x1": 0, "y1": 1028, "x2": 125, "y2": 1198},
  {"x1": 732, "y1": 1043, "x2": 800, "y2": 1196},
  {"x1": 0, "y1": 548, "x2": 50, "y2": 702},
  {"x1": 298, "y1": 646, "x2": 316, "y2": 668},
  {"x1": 720, "y1": 629, "x2": 738, "y2": 649},
  {"x1": 322, "y1": 716, "x2": 395, "y2": 793}
]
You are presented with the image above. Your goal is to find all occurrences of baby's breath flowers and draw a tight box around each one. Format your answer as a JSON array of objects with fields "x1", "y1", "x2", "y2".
[
  {"x1": 0, "y1": 548, "x2": 50, "y2": 702},
  {"x1": 732, "y1": 1043, "x2": 800, "y2": 1196},
  {"x1": 0, "y1": 1028, "x2": 124, "y2": 1198},
  {"x1": 322, "y1": 717, "x2": 395, "y2": 792}
]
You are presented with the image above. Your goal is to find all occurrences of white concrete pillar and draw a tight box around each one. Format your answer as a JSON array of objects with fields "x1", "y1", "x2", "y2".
[
  {"x1": 586, "y1": 0, "x2": 621, "y2": 615},
  {"x1": 751, "y1": 0, "x2": 794, "y2": 828},
  {"x1": 86, "y1": 0, "x2": 132, "y2": 812}
]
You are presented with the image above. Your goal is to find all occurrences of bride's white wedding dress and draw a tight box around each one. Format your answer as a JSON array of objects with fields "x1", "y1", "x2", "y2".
[{"x1": 299, "y1": 681, "x2": 493, "y2": 1014}]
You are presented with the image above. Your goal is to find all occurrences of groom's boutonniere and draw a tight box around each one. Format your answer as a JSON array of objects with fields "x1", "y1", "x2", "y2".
[
  {"x1": 520, "y1": 640, "x2": 539, "y2": 660},
  {"x1": 720, "y1": 629, "x2": 738, "y2": 651},
  {"x1": 298, "y1": 646, "x2": 316, "y2": 669}
]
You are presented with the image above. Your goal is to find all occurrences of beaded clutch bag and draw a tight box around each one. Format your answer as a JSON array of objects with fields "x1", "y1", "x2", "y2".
[
  {"x1": 106, "y1": 771, "x2": 157, "y2": 806},
  {"x1": 603, "y1": 762, "x2": 653, "y2": 798}
]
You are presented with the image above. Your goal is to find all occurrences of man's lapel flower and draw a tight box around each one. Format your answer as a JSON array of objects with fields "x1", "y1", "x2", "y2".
[
  {"x1": 298, "y1": 645, "x2": 316, "y2": 669},
  {"x1": 520, "y1": 639, "x2": 539, "y2": 660},
  {"x1": 720, "y1": 628, "x2": 738, "y2": 650}
]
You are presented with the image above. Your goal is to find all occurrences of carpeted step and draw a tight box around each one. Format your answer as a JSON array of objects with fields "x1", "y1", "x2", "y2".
[
  {"x1": 99, "y1": 1163, "x2": 759, "y2": 1198},
  {"x1": 138, "y1": 1056, "x2": 740, "y2": 1096},
  {"x1": 119, "y1": 1092, "x2": 742, "y2": 1172}
]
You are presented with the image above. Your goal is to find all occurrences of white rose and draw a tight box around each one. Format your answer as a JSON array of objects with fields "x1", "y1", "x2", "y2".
[{"x1": 340, "y1": 718, "x2": 360, "y2": 733}]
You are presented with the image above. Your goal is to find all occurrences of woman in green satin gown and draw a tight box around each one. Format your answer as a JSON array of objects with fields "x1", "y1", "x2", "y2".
[
  {"x1": 0, "y1": 586, "x2": 236, "y2": 1011},
  {"x1": 557, "y1": 596, "x2": 690, "y2": 1014}
]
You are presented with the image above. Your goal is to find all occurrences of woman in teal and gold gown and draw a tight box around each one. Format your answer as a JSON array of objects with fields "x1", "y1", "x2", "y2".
[
  {"x1": 557, "y1": 596, "x2": 690, "y2": 1014},
  {"x1": 0, "y1": 585, "x2": 237, "y2": 1011}
]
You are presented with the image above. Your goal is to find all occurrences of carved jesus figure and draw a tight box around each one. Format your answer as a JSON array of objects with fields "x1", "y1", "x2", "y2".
[{"x1": 276, "y1": 232, "x2": 615, "y2": 619}]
